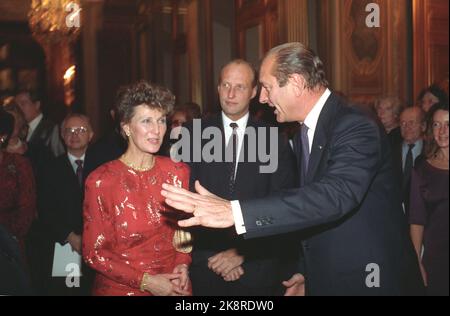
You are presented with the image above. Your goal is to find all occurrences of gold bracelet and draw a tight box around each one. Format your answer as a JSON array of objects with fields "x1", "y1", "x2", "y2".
[{"x1": 140, "y1": 272, "x2": 151, "y2": 292}]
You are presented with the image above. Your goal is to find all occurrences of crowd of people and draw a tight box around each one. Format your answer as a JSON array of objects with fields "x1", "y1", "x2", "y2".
[{"x1": 0, "y1": 41, "x2": 448, "y2": 296}]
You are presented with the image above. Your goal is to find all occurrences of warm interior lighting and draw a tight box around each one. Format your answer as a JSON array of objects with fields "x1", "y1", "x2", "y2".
[
  {"x1": 28, "y1": 0, "x2": 81, "y2": 45},
  {"x1": 63, "y1": 65, "x2": 76, "y2": 106}
]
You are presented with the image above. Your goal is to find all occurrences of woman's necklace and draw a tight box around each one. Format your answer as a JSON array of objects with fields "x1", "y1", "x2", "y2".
[{"x1": 120, "y1": 155, "x2": 155, "y2": 172}]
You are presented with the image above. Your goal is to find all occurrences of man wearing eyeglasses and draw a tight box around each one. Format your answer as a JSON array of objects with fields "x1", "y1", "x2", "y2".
[{"x1": 39, "y1": 113, "x2": 94, "y2": 295}]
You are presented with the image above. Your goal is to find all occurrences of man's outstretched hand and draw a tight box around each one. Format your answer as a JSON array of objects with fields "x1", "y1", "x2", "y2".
[
  {"x1": 162, "y1": 181, "x2": 235, "y2": 229},
  {"x1": 283, "y1": 273, "x2": 306, "y2": 296}
]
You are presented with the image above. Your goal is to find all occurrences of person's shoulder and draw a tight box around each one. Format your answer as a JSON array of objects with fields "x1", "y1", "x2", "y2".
[
  {"x1": 334, "y1": 99, "x2": 379, "y2": 131},
  {"x1": 413, "y1": 157, "x2": 434, "y2": 174},
  {"x1": 55, "y1": 153, "x2": 68, "y2": 163},
  {"x1": 39, "y1": 116, "x2": 58, "y2": 130},
  {"x1": 86, "y1": 160, "x2": 123, "y2": 187}
]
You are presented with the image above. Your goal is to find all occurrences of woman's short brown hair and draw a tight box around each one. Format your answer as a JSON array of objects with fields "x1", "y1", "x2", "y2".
[{"x1": 115, "y1": 81, "x2": 175, "y2": 125}]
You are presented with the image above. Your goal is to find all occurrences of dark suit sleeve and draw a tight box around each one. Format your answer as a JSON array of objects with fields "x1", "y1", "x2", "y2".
[
  {"x1": 241, "y1": 114, "x2": 383, "y2": 239},
  {"x1": 40, "y1": 163, "x2": 74, "y2": 243}
]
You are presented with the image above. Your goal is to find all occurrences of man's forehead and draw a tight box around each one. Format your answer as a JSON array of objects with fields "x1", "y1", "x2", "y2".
[
  {"x1": 16, "y1": 93, "x2": 33, "y2": 102},
  {"x1": 259, "y1": 58, "x2": 275, "y2": 78},
  {"x1": 66, "y1": 117, "x2": 88, "y2": 127},
  {"x1": 222, "y1": 64, "x2": 254, "y2": 80}
]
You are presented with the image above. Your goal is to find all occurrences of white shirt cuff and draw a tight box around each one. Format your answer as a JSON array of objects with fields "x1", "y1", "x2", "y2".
[{"x1": 231, "y1": 200, "x2": 246, "y2": 235}]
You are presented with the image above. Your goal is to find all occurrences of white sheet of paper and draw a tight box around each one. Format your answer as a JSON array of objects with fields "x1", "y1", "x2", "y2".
[{"x1": 51, "y1": 242, "x2": 83, "y2": 277}]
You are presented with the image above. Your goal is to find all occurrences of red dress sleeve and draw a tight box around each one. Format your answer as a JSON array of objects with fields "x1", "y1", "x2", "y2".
[
  {"x1": 173, "y1": 163, "x2": 193, "y2": 267},
  {"x1": 9, "y1": 156, "x2": 36, "y2": 241},
  {"x1": 82, "y1": 169, "x2": 143, "y2": 289}
]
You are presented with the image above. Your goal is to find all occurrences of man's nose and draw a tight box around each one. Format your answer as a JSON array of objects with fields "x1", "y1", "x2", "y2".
[
  {"x1": 259, "y1": 89, "x2": 268, "y2": 104},
  {"x1": 227, "y1": 87, "x2": 236, "y2": 98}
]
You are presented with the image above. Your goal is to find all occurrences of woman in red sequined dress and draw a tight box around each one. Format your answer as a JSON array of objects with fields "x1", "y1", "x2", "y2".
[
  {"x1": 0, "y1": 109, "x2": 36, "y2": 257},
  {"x1": 83, "y1": 82, "x2": 192, "y2": 296}
]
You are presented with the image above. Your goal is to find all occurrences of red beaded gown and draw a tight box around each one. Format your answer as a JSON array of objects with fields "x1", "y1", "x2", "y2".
[
  {"x1": 83, "y1": 156, "x2": 192, "y2": 296},
  {"x1": 0, "y1": 152, "x2": 36, "y2": 256}
]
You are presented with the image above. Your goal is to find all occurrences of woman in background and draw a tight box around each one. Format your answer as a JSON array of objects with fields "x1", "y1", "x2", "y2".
[
  {"x1": 409, "y1": 102, "x2": 449, "y2": 296},
  {"x1": 0, "y1": 108, "x2": 36, "y2": 258}
]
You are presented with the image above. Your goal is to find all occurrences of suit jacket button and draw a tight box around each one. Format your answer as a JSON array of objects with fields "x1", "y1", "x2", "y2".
[{"x1": 256, "y1": 220, "x2": 262, "y2": 226}]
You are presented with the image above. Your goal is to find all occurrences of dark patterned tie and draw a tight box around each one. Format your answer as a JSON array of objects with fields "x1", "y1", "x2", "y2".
[
  {"x1": 75, "y1": 159, "x2": 84, "y2": 186},
  {"x1": 402, "y1": 143, "x2": 415, "y2": 206},
  {"x1": 227, "y1": 123, "x2": 239, "y2": 196},
  {"x1": 299, "y1": 123, "x2": 310, "y2": 187}
]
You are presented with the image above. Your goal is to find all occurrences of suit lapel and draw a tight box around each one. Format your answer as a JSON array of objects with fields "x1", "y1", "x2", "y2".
[
  {"x1": 207, "y1": 114, "x2": 229, "y2": 175},
  {"x1": 306, "y1": 93, "x2": 339, "y2": 183},
  {"x1": 234, "y1": 118, "x2": 256, "y2": 188},
  {"x1": 63, "y1": 156, "x2": 83, "y2": 195},
  {"x1": 29, "y1": 119, "x2": 45, "y2": 144},
  {"x1": 293, "y1": 131, "x2": 302, "y2": 172}
]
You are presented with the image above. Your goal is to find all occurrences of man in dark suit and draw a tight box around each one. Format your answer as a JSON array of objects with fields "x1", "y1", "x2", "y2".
[
  {"x1": 162, "y1": 43, "x2": 424, "y2": 296},
  {"x1": 40, "y1": 113, "x2": 94, "y2": 295},
  {"x1": 15, "y1": 90, "x2": 64, "y2": 158},
  {"x1": 395, "y1": 106, "x2": 426, "y2": 216},
  {"x1": 179, "y1": 59, "x2": 298, "y2": 296}
]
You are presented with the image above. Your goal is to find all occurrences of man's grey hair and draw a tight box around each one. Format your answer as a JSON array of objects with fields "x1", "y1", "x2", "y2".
[{"x1": 265, "y1": 42, "x2": 329, "y2": 90}]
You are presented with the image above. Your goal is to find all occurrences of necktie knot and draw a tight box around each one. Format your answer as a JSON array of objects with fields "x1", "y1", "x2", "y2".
[
  {"x1": 75, "y1": 159, "x2": 83, "y2": 167},
  {"x1": 230, "y1": 122, "x2": 238, "y2": 131},
  {"x1": 408, "y1": 143, "x2": 415, "y2": 151}
]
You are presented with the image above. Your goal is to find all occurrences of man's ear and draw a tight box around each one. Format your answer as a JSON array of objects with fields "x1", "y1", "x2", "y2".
[
  {"x1": 35, "y1": 101, "x2": 41, "y2": 111},
  {"x1": 250, "y1": 86, "x2": 257, "y2": 99}
]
